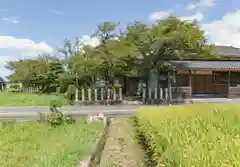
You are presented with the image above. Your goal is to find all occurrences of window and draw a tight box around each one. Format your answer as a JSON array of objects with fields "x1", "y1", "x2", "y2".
[
  {"x1": 230, "y1": 72, "x2": 240, "y2": 86},
  {"x1": 175, "y1": 74, "x2": 189, "y2": 86},
  {"x1": 215, "y1": 72, "x2": 228, "y2": 84}
]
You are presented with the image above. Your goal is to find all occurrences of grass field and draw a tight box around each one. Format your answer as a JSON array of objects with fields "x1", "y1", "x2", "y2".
[
  {"x1": 136, "y1": 104, "x2": 240, "y2": 167},
  {"x1": 0, "y1": 92, "x2": 68, "y2": 106},
  {"x1": 0, "y1": 119, "x2": 103, "y2": 167}
]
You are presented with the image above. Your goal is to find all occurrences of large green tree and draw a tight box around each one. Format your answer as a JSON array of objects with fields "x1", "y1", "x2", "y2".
[
  {"x1": 91, "y1": 21, "x2": 138, "y2": 85},
  {"x1": 125, "y1": 16, "x2": 216, "y2": 84}
]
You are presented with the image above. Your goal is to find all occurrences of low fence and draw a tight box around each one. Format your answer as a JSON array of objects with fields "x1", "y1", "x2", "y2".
[
  {"x1": 75, "y1": 87, "x2": 123, "y2": 102},
  {"x1": 23, "y1": 86, "x2": 41, "y2": 93},
  {"x1": 74, "y1": 87, "x2": 187, "y2": 104}
]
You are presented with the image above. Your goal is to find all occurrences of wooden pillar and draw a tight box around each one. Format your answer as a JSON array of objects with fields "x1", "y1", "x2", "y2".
[
  {"x1": 167, "y1": 71, "x2": 172, "y2": 103},
  {"x1": 189, "y1": 70, "x2": 192, "y2": 97},
  {"x1": 228, "y1": 71, "x2": 231, "y2": 97}
]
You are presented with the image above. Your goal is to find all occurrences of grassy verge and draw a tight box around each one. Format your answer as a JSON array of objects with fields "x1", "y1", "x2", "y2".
[
  {"x1": 136, "y1": 104, "x2": 240, "y2": 167},
  {"x1": 0, "y1": 92, "x2": 68, "y2": 106},
  {"x1": 0, "y1": 119, "x2": 103, "y2": 167},
  {"x1": 96, "y1": 118, "x2": 145, "y2": 167}
]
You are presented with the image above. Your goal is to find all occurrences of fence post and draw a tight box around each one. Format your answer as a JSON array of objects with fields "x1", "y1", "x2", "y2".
[
  {"x1": 75, "y1": 88, "x2": 79, "y2": 102},
  {"x1": 142, "y1": 88, "x2": 146, "y2": 102},
  {"x1": 100, "y1": 88, "x2": 104, "y2": 101},
  {"x1": 88, "y1": 88, "x2": 92, "y2": 101},
  {"x1": 107, "y1": 88, "x2": 111, "y2": 101},
  {"x1": 165, "y1": 88, "x2": 168, "y2": 101},
  {"x1": 119, "y1": 87, "x2": 123, "y2": 101},
  {"x1": 148, "y1": 88, "x2": 152, "y2": 99},
  {"x1": 113, "y1": 87, "x2": 116, "y2": 101},
  {"x1": 94, "y1": 88, "x2": 98, "y2": 101},
  {"x1": 154, "y1": 88, "x2": 158, "y2": 100},
  {"x1": 82, "y1": 88, "x2": 85, "y2": 102},
  {"x1": 160, "y1": 88, "x2": 163, "y2": 100}
]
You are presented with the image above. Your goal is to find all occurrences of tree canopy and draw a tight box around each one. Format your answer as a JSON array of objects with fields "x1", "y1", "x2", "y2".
[{"x1": 4, "y1": 17, "x2": 216, "y2": 93}]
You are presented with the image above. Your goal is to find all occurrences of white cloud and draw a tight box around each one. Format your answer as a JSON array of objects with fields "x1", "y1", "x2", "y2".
[
  {"x1": 50, "y1": 9, "x2": 64, "y2": 15},
  {"x1": 179, "y1": 12, "x2": 204, "y2": 22},
  {"x1": 75, "y1": 35, "x2": 100, "y2": 52},
  {"x1": 0, "y1": 36, "x2": 53, "y2": 52},
  {"x1": 186, "y1": 4, "x2": 197, "y2": 10},
  {"x1": 148, "y1": 11, "x2": 204, "y2": 22},
  {"x1": 186, "y1": 0, "x2": 216, "y2": 10},
  {"x1": 0, "y1": 36, "x2": 53, "y2": 78},
  {"x1": 79, "y1": 35, "x2": 100, "y2": 47},
  {"x1": 1, "y1": 17, "x2": 19, "y2": 24},
  {"x1": 149, "y1": 10, "x2": 171, "y2": 21},
  {"x1": 201, "y1": 9, "x2": 240, "y2": 48}
]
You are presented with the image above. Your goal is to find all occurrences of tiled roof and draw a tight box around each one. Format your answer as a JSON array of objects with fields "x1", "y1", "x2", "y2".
[
  {"x1": 170, "y1": 61, "x2": 240, "y2": 69},
  {"x1": 215, "y1": 45, "x2": 240, "y2": 57}
]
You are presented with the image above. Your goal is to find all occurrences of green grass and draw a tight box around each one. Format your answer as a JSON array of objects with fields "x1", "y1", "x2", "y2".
[
  {"x1": 0, "y1": 92, "x2": 68, "y2": 106},
  {"x1": 0, "y1": 119, "x2": 103, "y2": 167},
  {"x1": 136, "y1": 104, "x2": 240, "y2": 167}
]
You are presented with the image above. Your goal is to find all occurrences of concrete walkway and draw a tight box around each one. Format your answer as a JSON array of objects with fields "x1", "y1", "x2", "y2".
[
  {"x1": 0, "y1": 105, "x2": 140, "y2": 120},
  {"x1": 192, "y1": 98, "x2": 240, "y2": 103}
]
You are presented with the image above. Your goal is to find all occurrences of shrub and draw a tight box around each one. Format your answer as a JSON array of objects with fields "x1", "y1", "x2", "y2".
[
  {"x1": 64, "y1": 115, "x2": 76, "y2": 124},
  {"x1": 50, "y1": 99, "x2": 63, "y2": 108},
  {"x1": 47, "y1": 109, "x2": 64, "y2": 127},
  {"x1": 135, "y1": 104, "x2": 240, "y2": 167},
  {"x1": 47, "y1": 99, "x2": 76, "y2": 127}
]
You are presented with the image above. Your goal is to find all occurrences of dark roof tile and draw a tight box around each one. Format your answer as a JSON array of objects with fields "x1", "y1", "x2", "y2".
[
  {"x1": 170, "y1": 61, "x2": 240, "y2": 69},
  {"x1": 215, "y1": 45, "x2": 240, "y2": 56}
]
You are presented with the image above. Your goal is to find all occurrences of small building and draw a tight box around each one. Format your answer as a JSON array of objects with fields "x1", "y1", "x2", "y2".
[{"x1": 148, "y1": 45, "x2": 240, "y2": 99}]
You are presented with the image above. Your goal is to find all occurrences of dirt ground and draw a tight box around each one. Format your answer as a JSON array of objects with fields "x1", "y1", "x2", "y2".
[{"x1": 95, "y1": 117, "x2": 145, "y2": 167}]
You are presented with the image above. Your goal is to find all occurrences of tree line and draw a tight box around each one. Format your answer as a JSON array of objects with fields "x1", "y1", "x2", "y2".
[{"x1": 4, "y1": 16, "x2": 216, "y2": 93}]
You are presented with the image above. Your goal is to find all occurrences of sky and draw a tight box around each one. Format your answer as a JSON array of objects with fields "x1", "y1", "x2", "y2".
[{"x1": 0, "y1": 0, "x2": 240, "y2": 77}]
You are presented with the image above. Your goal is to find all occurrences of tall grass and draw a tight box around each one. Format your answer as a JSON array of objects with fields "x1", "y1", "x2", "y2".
[
  {"x1": 136, "y1": 104, "x2": 240, "y2": 167},
  {"x1": 0, "y1": 119, "x2": 103, "y2": 167}
]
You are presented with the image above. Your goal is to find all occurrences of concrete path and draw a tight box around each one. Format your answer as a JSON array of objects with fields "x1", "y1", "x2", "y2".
[
  {"x1": 0, "y1": 105, "x2": 140, "y2": 120},
  {"x1": 192, "y1": 98, "x2": 240, "y2": 104},
  {"x1": 0, "y1": 105, "x2": 139, "y2": 113}
]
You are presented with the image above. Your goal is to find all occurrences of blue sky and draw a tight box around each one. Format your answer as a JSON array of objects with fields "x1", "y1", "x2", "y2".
[{"x1": 0, "y1": 0, "x2": 240, "y2": 77}]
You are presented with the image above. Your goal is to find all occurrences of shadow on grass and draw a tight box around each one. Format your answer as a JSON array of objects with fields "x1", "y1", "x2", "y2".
[{"x1": 131, "y1": 117, "x2": 157, "y2": 167}]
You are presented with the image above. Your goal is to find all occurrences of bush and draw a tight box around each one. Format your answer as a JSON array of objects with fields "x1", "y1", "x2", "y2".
[
  {"x1": 47, "y1": 99, "x2": 75, "y2": 127},
  {"x1": 50, "y1": 99, "x2": 63, "y2": 108},
  {"x1": 135, "y1": 104, "x2": 240, "y2": 167}
]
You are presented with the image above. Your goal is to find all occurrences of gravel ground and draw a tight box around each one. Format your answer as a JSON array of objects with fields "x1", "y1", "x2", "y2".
[{"x1": 95, "y1": 118, "x2": 145, "y2": 167}]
